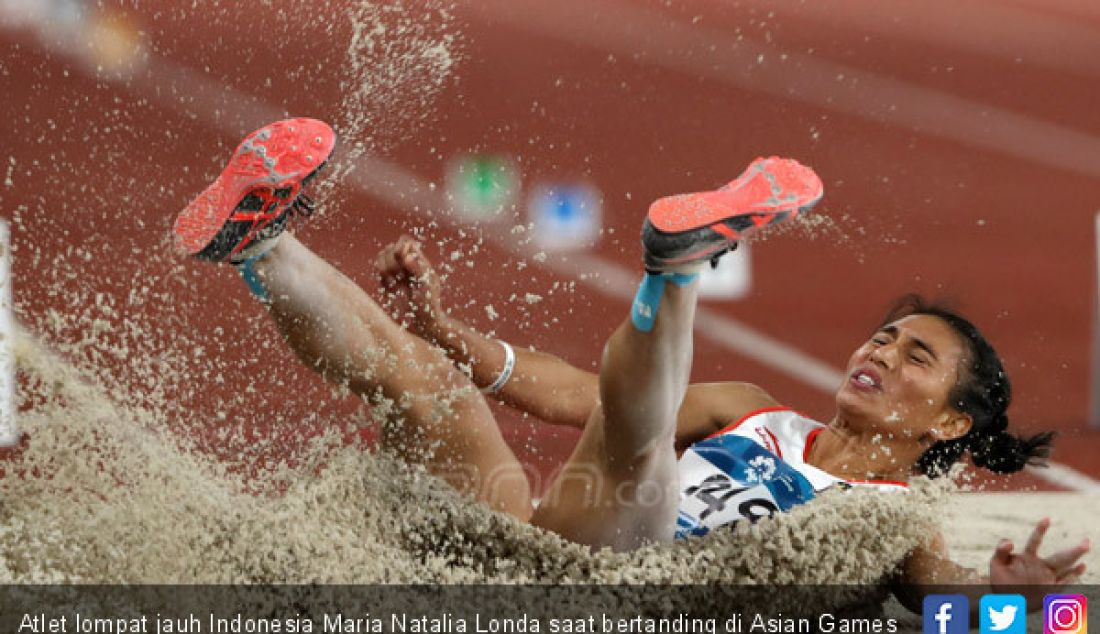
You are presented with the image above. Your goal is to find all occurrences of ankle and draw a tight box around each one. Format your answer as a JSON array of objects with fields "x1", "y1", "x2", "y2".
[
  {"x1": 630, "y1": 269, "x2": 699, "y2": 332},
  {"x1": 647, "y1": 261, "x2": 705, "y2": 278},
  {"x1": 236, "y1": 255, "x2": 272, "y2": 303},
  {"x1": 229, "y1": 233, "x2": 284, "y2": 265}
]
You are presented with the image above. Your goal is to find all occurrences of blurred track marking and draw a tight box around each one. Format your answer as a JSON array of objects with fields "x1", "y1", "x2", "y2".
[
  {"x1": 462, "y1": 0, "x2": 1100, "y2": 179},
  {"x1": 999, "y1": 0, "x2": 1100, "y2": 24},
  {"x1": 1039, "y1": 462, "x2": 1100, "y2": 494},
  {"x1": 10, "y1": 24, "x2": 1095, "y2": 492},
  {"x1": 734, "y1": 0, "x2": 1100, "y2": 78}
]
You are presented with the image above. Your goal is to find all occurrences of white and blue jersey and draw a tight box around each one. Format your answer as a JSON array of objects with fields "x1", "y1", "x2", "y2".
[{"x1": 675, "y1": 407, "x2": 907, "y2": 539}]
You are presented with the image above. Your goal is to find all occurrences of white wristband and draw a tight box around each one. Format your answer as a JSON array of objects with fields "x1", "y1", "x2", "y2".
[{"x1": 481, "y1": 340, "x2": 516, "y2": 395}]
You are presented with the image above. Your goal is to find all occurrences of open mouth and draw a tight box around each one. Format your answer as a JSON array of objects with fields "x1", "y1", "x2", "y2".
[{"x1": 849, "y1": 368, "x2": 882, "y2": 391}]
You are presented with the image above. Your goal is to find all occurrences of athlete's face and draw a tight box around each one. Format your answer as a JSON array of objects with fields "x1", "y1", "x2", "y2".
[{"x1": 836, "y1": 314, "x2": 972, "y2": 444}]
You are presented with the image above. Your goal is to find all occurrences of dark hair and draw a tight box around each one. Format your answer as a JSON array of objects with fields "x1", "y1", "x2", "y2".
[{"x1": 878, "y1": 295, "x2": 1055, "y2": 477}]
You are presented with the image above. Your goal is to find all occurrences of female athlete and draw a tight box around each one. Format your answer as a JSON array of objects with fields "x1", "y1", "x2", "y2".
[{"x1": 173, "y1": 118, "x2": 1089, "y2": 611}]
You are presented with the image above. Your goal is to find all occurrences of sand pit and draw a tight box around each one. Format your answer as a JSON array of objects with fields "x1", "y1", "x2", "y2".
[
  {"x1": 0, "y1": 329, "x2": 946, "y2": 589},
  {"x1": 940, "y1": 492, "x2": 1099, "y2": 581},
  {"x1": 6, "y1": 329, "x2": 1094, "y2": 604},
  {"x1": 881, "y1": 492, "x2": 1100, "y2": 630}
]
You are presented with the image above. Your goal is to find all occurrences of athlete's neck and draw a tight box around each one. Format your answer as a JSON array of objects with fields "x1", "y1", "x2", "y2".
[{"x1": 807, "y1": 415, "x2": 922, "y2": 482}]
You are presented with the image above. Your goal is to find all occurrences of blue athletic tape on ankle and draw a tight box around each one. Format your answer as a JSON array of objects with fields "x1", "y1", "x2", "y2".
[
  {"x1": 237, "y1": 256, "x2": 271, "y2": 303},
  {"x1": 630, "y1": 271, "x2": 698, "y2": 332}
]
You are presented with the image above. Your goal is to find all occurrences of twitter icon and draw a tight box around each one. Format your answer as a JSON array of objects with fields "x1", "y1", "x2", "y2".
[{"x1": 981, "y1": 594, "x2": 1027, "y2": 634}]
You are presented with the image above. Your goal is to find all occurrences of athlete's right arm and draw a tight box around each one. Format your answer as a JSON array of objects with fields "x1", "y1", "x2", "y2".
[{"x1": 375, "y1": 236, "x2": 600, "y2": 428}]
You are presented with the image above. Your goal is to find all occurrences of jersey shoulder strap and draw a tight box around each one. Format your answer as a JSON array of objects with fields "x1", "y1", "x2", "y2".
[{"x1": 708, "y1": 406, "x2": 823, "y2": 461}]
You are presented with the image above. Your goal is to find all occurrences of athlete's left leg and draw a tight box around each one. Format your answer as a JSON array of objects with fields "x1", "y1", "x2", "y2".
[
  {"x1": 529, "y1": 274, "x2": 699, "y2": 551},
  {"x1": 531, "y1": 157, "x2": 824, "y2": 550}
]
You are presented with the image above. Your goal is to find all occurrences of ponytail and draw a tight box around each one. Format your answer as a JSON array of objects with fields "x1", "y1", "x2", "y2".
[{"x1": 968, "y1": 420, "x2": 1055, "y2": 474}]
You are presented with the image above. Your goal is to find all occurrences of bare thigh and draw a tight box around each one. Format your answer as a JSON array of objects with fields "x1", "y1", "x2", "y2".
[{"x1": 530, "y1": 406, "x2": 680, "y2": 551}]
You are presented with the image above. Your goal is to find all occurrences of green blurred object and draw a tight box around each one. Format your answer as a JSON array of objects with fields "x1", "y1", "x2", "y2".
[{"x1": 446, "y1": 154, "x2": 519, "y2": 222}]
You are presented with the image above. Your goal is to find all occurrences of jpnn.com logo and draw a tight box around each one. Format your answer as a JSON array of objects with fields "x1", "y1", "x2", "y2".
[{"x1": 924, "y1": 595, "x2": 968, "y2": 634}]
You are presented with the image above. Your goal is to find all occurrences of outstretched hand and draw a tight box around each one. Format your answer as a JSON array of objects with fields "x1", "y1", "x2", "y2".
[
  {"x1": 375, "y1": 235, "x2": 445, "y2": 338},
  {"x1": 990, "y1": 517, "x2": 1089, "y2": 599}
]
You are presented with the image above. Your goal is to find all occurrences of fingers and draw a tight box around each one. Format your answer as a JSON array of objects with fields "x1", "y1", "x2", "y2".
[
  {"x1": 1055, "y1": 563, "x2": 1086, "y2": 585},
  {"x1": 993, "y1": 539, "x2": 1015, "y2": 566},
  {"x1": 1044, "y1": 537, "x2": 1092, "y2": 573},
  {"x1": 376, "y1": 235, "x2": 425, "y2": 281},
  {"x1": 395, "y1": 238, "x2": 432, "y2": 281},
  {"x1": 1024, "y1": 517, "x2": 1051, "y2": 557},
  {"x1": 375, "y1": 240, "x2": 403, "y2": 277}
]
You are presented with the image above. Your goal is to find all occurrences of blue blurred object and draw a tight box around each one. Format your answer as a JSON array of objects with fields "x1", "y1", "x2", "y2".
[{"x1": 527, "y1": 182, "x2": 602, "y2": 251}]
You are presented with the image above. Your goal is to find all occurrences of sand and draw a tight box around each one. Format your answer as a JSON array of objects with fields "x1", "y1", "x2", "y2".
[
  {"x1": 881, "y1": 493, "x2": 1100, "y2": 630},
  {"x1": 941, "y1": 492, "x2": 1099, "y2": 577},
  {"x1": 0, "y1": 329, "x2": 929, "y2": 585},
  {"x1": 4, "y1": 328, "x2": 1095, "y2": 593}
]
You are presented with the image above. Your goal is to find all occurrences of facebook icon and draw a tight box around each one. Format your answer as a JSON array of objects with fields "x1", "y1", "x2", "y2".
[{"x1": 924, "y1": 595, "x2": 970, "y2": 634}]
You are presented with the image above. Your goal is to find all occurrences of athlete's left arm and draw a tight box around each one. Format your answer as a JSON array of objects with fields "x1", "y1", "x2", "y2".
[{"x1": 892, "y1": 519, "x2": 1089, "y2": 614}]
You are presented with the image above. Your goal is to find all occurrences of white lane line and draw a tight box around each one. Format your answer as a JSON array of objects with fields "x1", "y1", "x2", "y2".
[
  {"x1": 731, "y1": 0, "x2": 1100, "y2": 78},
  {"x1": 1034, "y1": 462, "x2": 1100, "y2": 494},
  {"x1": 978, "y1": 0, "x2": 1100, "y2": 24},
  {"x1": 23, "y1": 22, "x2": 1097, "y2": 492},
  {"x1": 462, "y1": 0, "x2": 1100, "y2": 179}
]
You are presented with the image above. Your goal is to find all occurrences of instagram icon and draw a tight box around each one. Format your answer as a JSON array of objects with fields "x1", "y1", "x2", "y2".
[{"x1": 1045, "y1": 595, "x2": 1087, "y2": 634}]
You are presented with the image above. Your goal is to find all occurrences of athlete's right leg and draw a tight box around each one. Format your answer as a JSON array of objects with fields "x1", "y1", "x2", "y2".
[
  {"x1": 173, "y1": 119, "x2": 532, "y2": 519},
  {"x1": 531, "y1": 157, "x2": 823, "y2": 550}
]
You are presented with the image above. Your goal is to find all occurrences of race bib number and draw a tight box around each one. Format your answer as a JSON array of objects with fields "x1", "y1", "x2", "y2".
[
  {"x1": 675, "y1": 435, "x2": 816, "y2": 539},
  {"x1": 680, "y1": 472, "x2": 779, "y2": 532}
]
